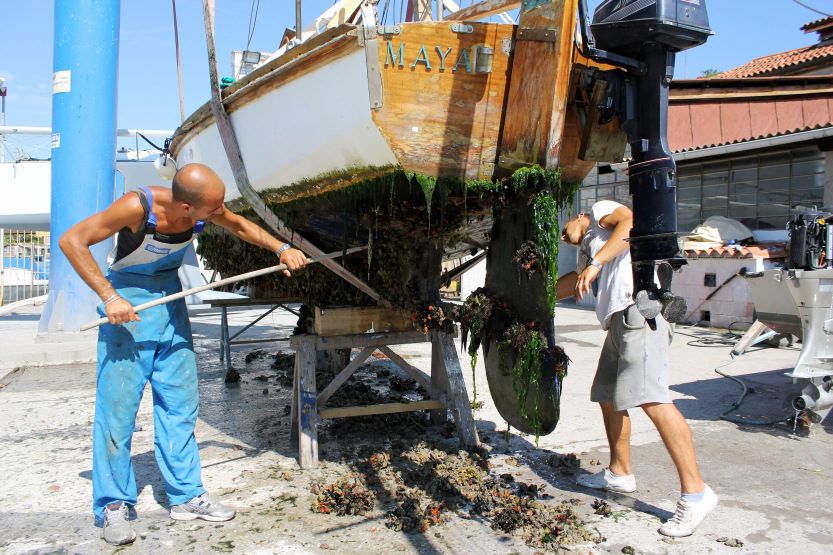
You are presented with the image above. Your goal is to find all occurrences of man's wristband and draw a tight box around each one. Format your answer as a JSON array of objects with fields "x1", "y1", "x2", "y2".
[
  {"x1": 103, "y1": 294, "x2": 121, "y2": 306},
  {"x1": 276, "y1": 243, "x2": 292, "y2": 257},
  {"x1": 589, "y1": 257, "x2": 602, "y2": 270}
]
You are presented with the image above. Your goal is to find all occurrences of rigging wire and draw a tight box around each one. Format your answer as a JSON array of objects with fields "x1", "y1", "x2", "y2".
[
  {"x1": 245, "y1": 0, "x2": 261, "y2": 52},
  {"x1": 789, "y1": 0, "x2": 832, "y2": 17},
  {"x1": 380, "y1": 0, "x2": 389, "y2": 25},
  {"x1": 234, "y1": 0, "x2": 261, "y2": 80},
  {"x1": 171, "y1": 0, "x2": 186, "y2": 123}
]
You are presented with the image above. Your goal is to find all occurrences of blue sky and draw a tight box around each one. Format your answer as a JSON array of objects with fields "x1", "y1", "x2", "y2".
[{"x1": 0, "y1": 0, "x2": 827, "y2": 159}]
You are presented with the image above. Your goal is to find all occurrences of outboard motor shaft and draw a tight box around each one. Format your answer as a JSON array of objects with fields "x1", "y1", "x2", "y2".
[{"x1": 584, "y1": 0, "x2": 713, "y2": 325}]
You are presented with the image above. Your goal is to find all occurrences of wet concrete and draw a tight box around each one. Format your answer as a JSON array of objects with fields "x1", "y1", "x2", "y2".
[{"x1": 0, "y1": 303, "x2": 831, "y2": 554}]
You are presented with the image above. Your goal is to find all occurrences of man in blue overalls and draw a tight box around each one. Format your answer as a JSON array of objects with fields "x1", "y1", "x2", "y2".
[{"x1": 60, "y1": 163, "x2": 307, "y2": 545}]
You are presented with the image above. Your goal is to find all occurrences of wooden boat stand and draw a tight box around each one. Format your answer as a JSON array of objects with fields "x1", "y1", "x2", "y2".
[{"x1": 289, "y1": 328, "x2": 480, "y2": 469}]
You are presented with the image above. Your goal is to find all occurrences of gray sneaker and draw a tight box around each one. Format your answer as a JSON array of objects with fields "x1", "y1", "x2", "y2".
[
  {"x1": 102, "y1": 502, "x2": 136, "y2": 546},
  {"x1": 170, "y1": 493, "x2": 236, "y2": 522}
]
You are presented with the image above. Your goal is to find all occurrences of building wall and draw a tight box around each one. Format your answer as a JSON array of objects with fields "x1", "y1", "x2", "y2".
[
  {"x1": 673, "y1": 257, "x2": 782, "y2": 329},
  {"x1": 576, "y1": 144, "x2": 825, "y2": 326},
  {"x1": 580, "y1": 145, "x2": 826, "y2": 233}
]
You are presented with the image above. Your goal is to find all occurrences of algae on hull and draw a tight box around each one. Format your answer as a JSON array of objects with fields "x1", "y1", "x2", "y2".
[{"x1": 199, "y1": 165, "x2": 578, "y2": 439}]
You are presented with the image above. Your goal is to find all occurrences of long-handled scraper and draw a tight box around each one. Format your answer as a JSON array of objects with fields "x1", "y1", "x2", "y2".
[{"x1": 80, "y1": 246, "x2": 367, "y2": 331}]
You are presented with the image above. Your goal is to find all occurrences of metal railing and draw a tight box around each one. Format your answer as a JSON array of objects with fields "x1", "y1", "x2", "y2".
[{"x1": 1, "y1": 229, "x2": 50, "y2": 305}]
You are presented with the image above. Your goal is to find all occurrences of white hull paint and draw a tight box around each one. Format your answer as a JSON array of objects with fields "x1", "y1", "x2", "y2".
[{"x1": 175, "y1": 49, "x2": 398, "y2": 204}]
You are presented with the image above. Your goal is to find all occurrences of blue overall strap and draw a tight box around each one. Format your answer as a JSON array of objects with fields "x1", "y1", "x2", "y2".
[
  {"x1": 138, "y1": 186, "x2": 158, "y2": 230},
  {"x1": 194, "y1": 220, "x2": 205, "y2": 234}
]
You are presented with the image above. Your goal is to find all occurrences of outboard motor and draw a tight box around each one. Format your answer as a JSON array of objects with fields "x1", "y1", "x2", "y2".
[
  {"x1": 579, "y1": 0, "x2": 713, "y2": 326},
  {"x1": 787, "y1": 210, "x2": 833, "y2": 270}
]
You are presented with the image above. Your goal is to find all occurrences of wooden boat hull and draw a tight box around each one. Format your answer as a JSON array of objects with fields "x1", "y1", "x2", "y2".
[
  {"x1": 170, "y1": 20, "x2": 588, "y2": 205},
  {"x1": 172, "y1": 3, "x2": 610, "y2": 438}
]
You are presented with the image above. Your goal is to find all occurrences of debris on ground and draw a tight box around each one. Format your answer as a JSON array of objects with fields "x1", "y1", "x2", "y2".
[
  {"x1": 228, "y1": 351, "x2": 602, "y2": 552},
  {"x1": 592, "y1": 499, "x2": 613, "y2": 517},
  {"x1": 388, "y1": 375, "x2": 416, "y2": 392},
  {"x1": 310, "y1": 475, "x2": 376, "y2": 516},
  {"x1": 621, "y1": 546, "x2": 635, "y2": 555},
  {"x1": 245, "y1": 349, "x2": 270, "y2": 364},
  {"x1": 386, "y1": 497, "x2": 447, "y2": 532},
  {"x1": 310, "y1": 378, "x2": 600, "y2": 552},
  {"x1": 545, "y1": 452, "x2": 580, "y2": 476},
  {"x1": 717, "y1": 537, "x2": 744, "y2": 548}
]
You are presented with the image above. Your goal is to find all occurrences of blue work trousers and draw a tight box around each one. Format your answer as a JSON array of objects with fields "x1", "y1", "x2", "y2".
[{"x1": 92, "y1": 270, "x2": 204, "y2": 520}]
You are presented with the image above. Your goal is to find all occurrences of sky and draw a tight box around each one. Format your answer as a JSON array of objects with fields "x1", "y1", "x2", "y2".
[{"x1": 0, "y1": 0, "x2": 829, "y2": 160}]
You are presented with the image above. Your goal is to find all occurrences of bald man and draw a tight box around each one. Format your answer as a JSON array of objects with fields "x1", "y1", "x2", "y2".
[{"x1": 60, "y1": 163, "x2": 306, "y2": 545}]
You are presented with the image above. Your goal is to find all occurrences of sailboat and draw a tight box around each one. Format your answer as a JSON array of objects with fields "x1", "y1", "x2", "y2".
[{"x1": 170, "y1": 0, "x2": 626, "y2": 436}]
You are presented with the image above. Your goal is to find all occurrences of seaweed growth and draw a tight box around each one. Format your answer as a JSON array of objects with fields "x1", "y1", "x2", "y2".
[
  {"x1": 500, "y1": 323, "x2": 570, "y2": 444},
  {"x1": 197, "y1": 164, "x2": 577, "y2": 440},
  {"x1": 465, "y1": 165, "x2": 579, "y2": 441},
  {"x1": 196, "y1": 168, "x2": 494, "y2": 311},
  {"x1": 533, "y1": 192, "x2": 561, "y2": 313},
  {"x1": 458, "y1": 289, "x2": 495, "y2": 402},
  {"x1": 512, "y1": 240, "x2": 541, "y2": 277}
]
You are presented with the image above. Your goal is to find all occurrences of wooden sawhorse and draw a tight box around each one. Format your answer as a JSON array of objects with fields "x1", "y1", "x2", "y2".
[{"x1": 289, "y1": 329, "x2": 479, "y2": 469}]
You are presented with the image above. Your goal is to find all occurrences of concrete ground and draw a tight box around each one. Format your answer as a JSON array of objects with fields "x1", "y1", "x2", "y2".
[
  {"x1": 0, "y1": 302, "x2": 830, "y2": 554},
  {"x1": 0, "y1": 299, "x2": 96, "y2": 373}
]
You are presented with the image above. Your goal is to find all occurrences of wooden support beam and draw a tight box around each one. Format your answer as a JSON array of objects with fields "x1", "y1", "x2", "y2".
[
  {"x1": 437, "y1": 332, "x2": 479, "y2": 447},
  {"x1": 441, "y1": 250, "x2": 487, "y2": 285},
  {"x1": 295, "y1": 336, "x2": 318, "y2": 468},
  {"x1": 319, "y1": 400, "x2": 445, "y2": 419},
  {"x1": 200, "y1": 1, "x2": 385, "y2": 304},
  {"x1": 290, "y1": 350, "x2": 299, "y2": 441},
  {"x1": 293, "y1": 330, "x2": 438, "y2": 351},
  {"x1": 314, "y1": 306, "x2": 414, "y2": 336},
  {"x1": 316, "y1": 345, "x2": 377, "y2": 405},
  {"x1": 446, "y1": 0, "x2": 520, "y2": 21},
  {"x1": 429, "y1": 334, "x2": 450, "y2": 424},
  {"x1": 378, "y1": 345, "x2": 445, "y2": 400}
]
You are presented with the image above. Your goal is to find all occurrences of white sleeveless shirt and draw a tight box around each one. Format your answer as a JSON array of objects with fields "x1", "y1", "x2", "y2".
[{"x1": 579, "y1": 201, "x2": 634, "y2": 330}]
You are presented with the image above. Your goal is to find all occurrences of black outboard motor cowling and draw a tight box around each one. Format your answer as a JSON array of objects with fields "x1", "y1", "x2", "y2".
[
  {"x1": 585, "y1": 0, "x2": 712, "y2": 326},
  {"x1": 591, "y1": 0, "x2": 711, "y2": 54}
]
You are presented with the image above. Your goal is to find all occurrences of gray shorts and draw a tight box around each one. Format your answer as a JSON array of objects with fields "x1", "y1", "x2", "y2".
[{"x1": 591, "y1": 304, "x2": 673, "y2": 411}]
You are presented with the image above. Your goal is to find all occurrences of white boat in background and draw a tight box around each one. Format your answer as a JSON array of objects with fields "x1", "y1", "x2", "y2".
[{"x1": 0, "y1": 127, "x2": 225, "y2": 305}]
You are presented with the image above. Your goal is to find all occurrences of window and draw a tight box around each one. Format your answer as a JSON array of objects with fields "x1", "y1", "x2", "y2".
[{"x1": 579, "y1": 147, "x2": 825, "y2": 231}]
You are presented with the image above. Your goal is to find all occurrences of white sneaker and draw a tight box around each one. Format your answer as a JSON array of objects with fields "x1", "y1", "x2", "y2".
[
  {"x1": 659, "y1": 485, "x2": 718, "y2": 537},
  {"x1": 170, "y1": 493, "x2": 236, "y2": 522},
  {"x1": 576, "y1": 468, "x2": 637, "y2": 493}
]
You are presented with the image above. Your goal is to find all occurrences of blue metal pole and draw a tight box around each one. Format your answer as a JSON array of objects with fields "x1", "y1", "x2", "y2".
[{"x1": 39, "y1": 0, "x2": 120, "y2": 334}]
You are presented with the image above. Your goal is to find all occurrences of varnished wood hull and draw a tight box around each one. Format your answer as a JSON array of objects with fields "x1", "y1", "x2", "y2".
[
  {"x1": 176, "y1": 8, "x2": 599, "y2": 438},
  {"x1": 170, "y1": 20, "x2": 589, "y2": 207}
]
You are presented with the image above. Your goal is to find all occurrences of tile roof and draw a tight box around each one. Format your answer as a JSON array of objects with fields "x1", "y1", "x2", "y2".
[
  {"x1": 717, "y1": 42, "x2": 833, "y2": 78},
  {"x1": 668, "y1": 76, "x2": 833, "y2": 152},
  {"x1": 683, "y1": 244, "x2": 787, "y2": 259},
  {"x1": 801, "y1": 16, "x2": 833, "y2": 32}
]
